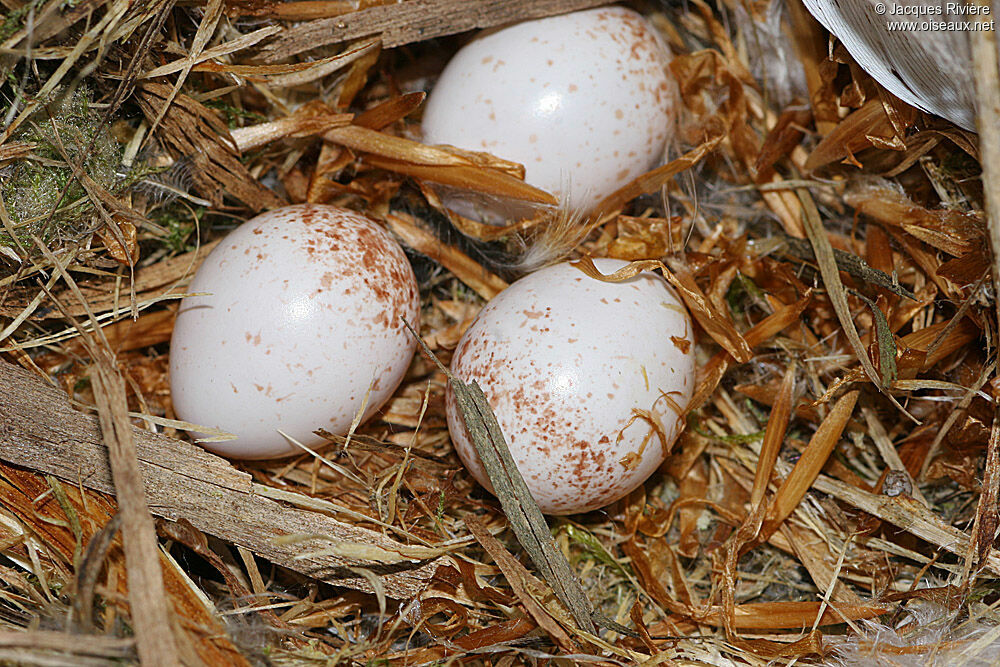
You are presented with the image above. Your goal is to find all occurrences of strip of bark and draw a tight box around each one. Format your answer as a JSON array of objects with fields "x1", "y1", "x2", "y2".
[
  {"x1": 0, "y1": 359, "x2": 442, "y2": 598},
  {"x1": 255, "y1": 0, "x2": 610, "y2": 61}
]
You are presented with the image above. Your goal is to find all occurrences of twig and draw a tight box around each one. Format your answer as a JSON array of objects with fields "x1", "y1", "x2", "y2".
[
  {"x1": 0, "y1": 240, "x2": 220, "y2": 319},
  {"x1": 814, "y1": 475, "x2": 1000, "y2": 575},
  {"x1": 971, "y1": 11, "x2": 1000, "y2": 335},
  {"x1": 796, "y1": 187, "x2": 917, "y2": 422},
  {"x1": 143, "y1": 0, "x2": 219, "y2": 141},
  {"x1": 777, "y1": 235, "x2": 917, "y2": 301},
  {"x1": 0, "y1": 358, "x2": 442, "y2": 598},
  {"x1": 962, "y1": 401, "x2": 1000, "y2": 586},
  {"x1": 0, "y1": 630, "x2": 132, "y2": 658},
  {"x1": 90, "y1": 364, "x2": 179, "y2": 666},
  {"x1": 74, "y1": 513, "x2": 122, "y2": 631},
  {"x1": 967, "y1": 3, "x2": 1000, "y2": 586},
  {"x1": 405, "y1": 322, "x2": 595, "y2": 634},
  {"x1": 32, "y1": 239, "x2": 179, "y2": 666},
  {"x1": 256, "y1": 0, "x2": 610, "y2": 62}
]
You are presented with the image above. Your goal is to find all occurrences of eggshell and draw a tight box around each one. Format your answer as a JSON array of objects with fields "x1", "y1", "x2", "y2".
[
  {"x1": 445, "y1": 259, "x2": 694, "y2": 515},
  {"x1": 169, "y1": 204, "x2": 420, "y2": 460},
  {"x1": 421, "y1": 6, "x2": 676, "y2": 219}
]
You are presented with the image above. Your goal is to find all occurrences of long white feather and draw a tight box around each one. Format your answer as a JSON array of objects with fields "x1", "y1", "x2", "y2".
[{"x1": 801, "y1": 0, "x2": 979, "y2": 130}]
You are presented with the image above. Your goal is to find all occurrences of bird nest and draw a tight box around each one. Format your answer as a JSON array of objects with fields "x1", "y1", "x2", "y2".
[{"x1": 0, "y1": 0, "x2": 998, "y2": 665}]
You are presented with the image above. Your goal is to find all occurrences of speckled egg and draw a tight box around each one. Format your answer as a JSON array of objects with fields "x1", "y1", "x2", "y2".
[
  {"x1": 421, "y1": 6, "x2": 676, "y2": 218},
  {"x1": 169, "y1": 204, "x2": 420, "y2": 460},
  {"x1": 445, "y1": 259, "x2": 694, "y2": 515}
]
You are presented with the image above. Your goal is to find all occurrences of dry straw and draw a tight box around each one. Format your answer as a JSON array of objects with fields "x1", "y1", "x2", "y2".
[{"x1": 1, "y1": 0, "x2": 1000, "y2": 664}]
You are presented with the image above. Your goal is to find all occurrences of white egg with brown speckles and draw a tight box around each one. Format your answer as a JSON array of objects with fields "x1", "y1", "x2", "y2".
[
  {"x1": 446, "y1": 259, "x2": 694, "y2": 515},
  {"x1": 422, "y1": 6, "x2": 676, "y2": 219},
  {"x1": 170, "y1": 204, "x2": 420, "y2": 460}
]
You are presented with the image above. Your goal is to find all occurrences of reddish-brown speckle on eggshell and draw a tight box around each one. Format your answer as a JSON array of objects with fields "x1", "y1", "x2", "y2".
[
  {"x1": 421, "y1": 6, "x2": 677, "y2": 220},
  {"x1": 169, "y1": 204, "x2": 420, "y2": 460},
  {"x1": 446, "y1": 259, "x2": 694, "y2": 515}
]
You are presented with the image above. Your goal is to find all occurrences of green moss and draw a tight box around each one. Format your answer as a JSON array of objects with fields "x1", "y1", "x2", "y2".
[
  {"x1": 726, "y1": 271, "x2": 766, "y2": 316},
  {"x1": 558, "y1": 523, "x2": 633, "y2": 578},
  {"x1": 154, "y1": 206, "x2": 202, "y2": 254},
  {"x1": 0, "y1": 86, "x2": 125, "y2": 254},
  {"x1": 0, "y1": 0, "x2": 42, "y2": 43},
  {"x1": 203, "y1": 99, "x2": 267, "y2": 128}
]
